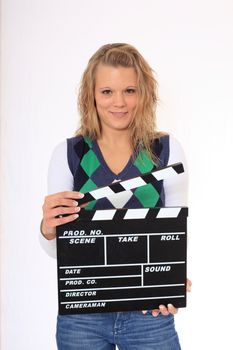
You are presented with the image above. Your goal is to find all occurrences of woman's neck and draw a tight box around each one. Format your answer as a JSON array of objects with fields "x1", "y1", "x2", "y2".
[
  {"x1": 98, "y1": 129, "x2": 131, "y2": 149},
  {"x1": 96, "y1": 130, "x2": 133, "y2": 175}
]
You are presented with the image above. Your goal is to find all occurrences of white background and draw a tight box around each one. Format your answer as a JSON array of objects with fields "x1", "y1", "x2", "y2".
[{"x1": 1, "y1": 0, "x2": 233, "y2": 349}]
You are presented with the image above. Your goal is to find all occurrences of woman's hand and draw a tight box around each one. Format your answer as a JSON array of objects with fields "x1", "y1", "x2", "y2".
[
  {"x1": 41, "y1": 191, "x2": 84, "y2": 240},
  {"x1": 142, "y1": 278, "x2": 192, "y2": 317}
]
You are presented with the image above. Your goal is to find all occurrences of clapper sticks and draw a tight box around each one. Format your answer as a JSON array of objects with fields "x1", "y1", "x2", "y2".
[
  {"x1": 77, "y1": 162, "x2": 184, "y2": 206},
  {"x1": 56, "y1": 162, "x2": 188, "y2": 314}
]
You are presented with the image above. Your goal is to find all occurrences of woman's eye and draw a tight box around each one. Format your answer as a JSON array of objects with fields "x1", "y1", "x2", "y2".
[
  {"x1": 102, "y1": 89, "x2": 112, "y2": 95},
  {"x1": 125, "y1": 88, "x2": 136, "y2": 94}
]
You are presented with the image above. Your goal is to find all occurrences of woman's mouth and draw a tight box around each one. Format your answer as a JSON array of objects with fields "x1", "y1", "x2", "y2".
[{"x1": 110, "y1": 112, "x2": 128, "y2": 117}]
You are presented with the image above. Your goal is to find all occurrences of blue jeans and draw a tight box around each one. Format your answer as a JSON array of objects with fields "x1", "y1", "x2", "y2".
[{"x1": 56, "y1": 311, "x2": 181, "y2": 350}]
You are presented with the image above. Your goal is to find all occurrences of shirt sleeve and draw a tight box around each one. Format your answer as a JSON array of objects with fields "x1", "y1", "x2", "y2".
[
  {"x1": 48, "y1": 140, "x2": 74, "y2": 193},
  {"x1": 39, "y1": 140, "x2": 74, "y2": 258},
  {"x1": 164, "y1": 135, "x2": 188, "y2": 206}
]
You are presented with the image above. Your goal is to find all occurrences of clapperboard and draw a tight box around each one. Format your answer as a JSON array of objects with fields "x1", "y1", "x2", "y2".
[{"x1": 56, "y1": 163, "x2": 188, "y2": 315}]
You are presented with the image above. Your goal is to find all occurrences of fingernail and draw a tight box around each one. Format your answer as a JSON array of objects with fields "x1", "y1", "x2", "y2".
[
  {"x1": 73, "y1": 201, "x2": 78, "y2": 206},
  {"x1": 79, "y1": 193, "x2": 84, "y2": 198},
  {"x1": 152, "y1": 311, "x2": 159, "y2": 317},
  {"x1": 73, "y1": 214, "x2": 79, "y2": 219}
]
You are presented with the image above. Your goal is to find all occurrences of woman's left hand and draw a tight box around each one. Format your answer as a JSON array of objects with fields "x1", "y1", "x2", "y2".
[{"x1": 142, "y1": 278, "x2": 192, "y2": 317}]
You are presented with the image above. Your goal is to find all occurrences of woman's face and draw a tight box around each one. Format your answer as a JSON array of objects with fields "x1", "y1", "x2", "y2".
[{"x1": 94, "y1": 64, "x2": 138, "y2": 134}]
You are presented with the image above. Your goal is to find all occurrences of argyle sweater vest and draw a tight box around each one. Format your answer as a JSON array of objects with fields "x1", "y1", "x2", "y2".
[{"x1": 67, "y1": 135, "x2": 170, "y2": 210}]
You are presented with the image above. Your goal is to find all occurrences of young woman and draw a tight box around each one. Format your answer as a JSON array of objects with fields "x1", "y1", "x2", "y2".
[{"x1": 41, "y1": 43, "x2": 190, "y2": 350}]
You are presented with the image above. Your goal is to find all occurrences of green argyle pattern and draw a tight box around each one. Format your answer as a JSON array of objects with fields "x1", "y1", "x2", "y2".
[{"x1": 72, "y1": 136, "x2": 162, "y2": 209}]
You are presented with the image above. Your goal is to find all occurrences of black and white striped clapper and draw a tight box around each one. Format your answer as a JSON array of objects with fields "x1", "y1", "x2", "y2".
[
  {"x1": 77, "y1": 162, "x2": 184, "y2": 206},
  {"x1": 56, "y1": 163, "x2": 188, "y2": 315}
]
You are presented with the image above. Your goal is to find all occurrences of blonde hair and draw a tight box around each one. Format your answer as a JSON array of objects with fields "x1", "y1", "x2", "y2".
[{"x1": 77, "y1": 43, "x2": 162, "y2": 159}]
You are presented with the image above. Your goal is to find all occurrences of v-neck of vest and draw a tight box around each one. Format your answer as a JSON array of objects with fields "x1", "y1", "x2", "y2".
[{"x1": 92, "y1": 140, "x2": 134, "y2": 180}]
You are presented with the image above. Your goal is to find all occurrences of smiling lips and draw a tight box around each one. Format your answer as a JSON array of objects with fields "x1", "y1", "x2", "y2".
[{"x1": 110, "y1": 112, "x2": 128, "y2": 117}]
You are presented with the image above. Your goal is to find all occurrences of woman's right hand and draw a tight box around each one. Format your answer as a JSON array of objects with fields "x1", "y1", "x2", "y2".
[{"x1": 41, "y1": 191, "x2": 84, "y2": 240}]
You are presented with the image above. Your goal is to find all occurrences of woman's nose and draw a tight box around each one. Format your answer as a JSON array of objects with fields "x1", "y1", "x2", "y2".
[{"x1": 113, "y1": 92, "x2": 126, "y2": 107}]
